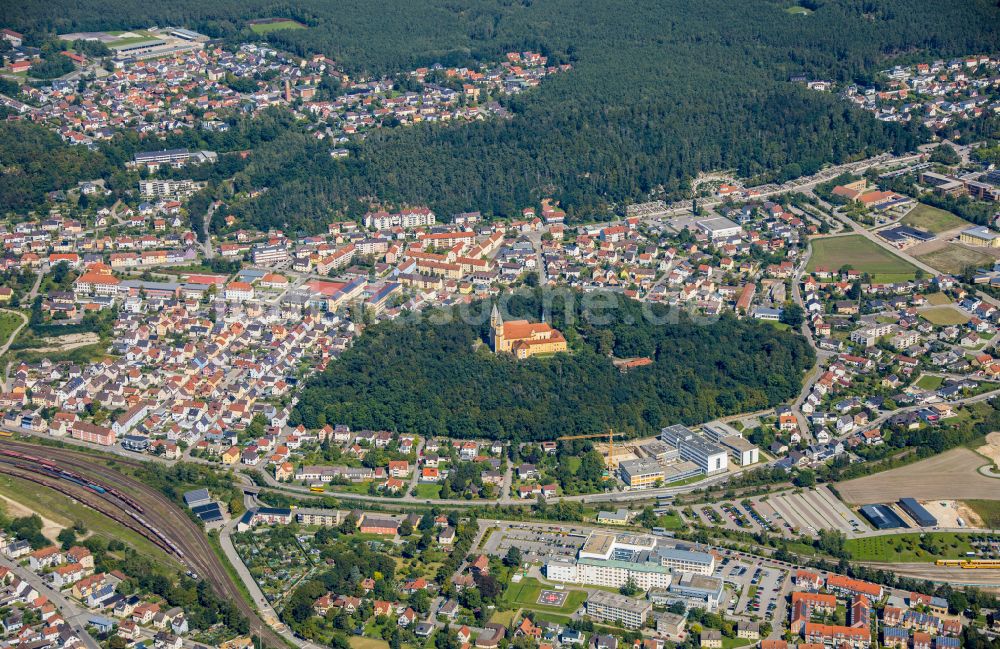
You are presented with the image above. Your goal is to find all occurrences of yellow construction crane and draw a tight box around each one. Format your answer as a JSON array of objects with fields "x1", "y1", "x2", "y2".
[{"x1": 557, "y1": 429, "x2": 620, "y2": 469}]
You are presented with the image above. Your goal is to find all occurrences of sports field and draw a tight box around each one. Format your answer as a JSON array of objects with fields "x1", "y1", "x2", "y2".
[
  {"x1": 919, "y1": 306, "x2": 970, "y2": 326},
  {"x1": 845, "y1": 532, "x2": 974, "y2": 563},
  {"x1": 915, "y1": 244, "x2": 995, "y2": 275},
  {"x1": 249, "y1": 19, "x2": 306, "y2": 34},
  {"x1": 901, "y1": 204, "x2": 967, "y2": 234},
  {"x1": 807, "y1": 235, "x2": 918, "y2": 282}
]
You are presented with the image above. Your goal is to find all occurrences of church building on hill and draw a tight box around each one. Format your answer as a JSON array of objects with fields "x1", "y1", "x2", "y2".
[{"x1": 489, "y1": 304, "x2": 567, "y2": 360}]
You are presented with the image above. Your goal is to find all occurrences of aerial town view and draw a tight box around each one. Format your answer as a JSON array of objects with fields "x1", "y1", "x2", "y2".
[{"x1": 1, "y1": 1, "x2": 1000, "y2": 649}]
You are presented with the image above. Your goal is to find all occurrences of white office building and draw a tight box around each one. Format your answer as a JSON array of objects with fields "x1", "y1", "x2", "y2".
[{"x1": 660, "y1": 424, "x2": 728, "y2": 474}]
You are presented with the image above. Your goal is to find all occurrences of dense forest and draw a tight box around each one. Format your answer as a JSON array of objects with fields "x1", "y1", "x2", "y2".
[
  {"x1": 291, "y1": 292, "x2": 814, "y2": 440},
  {"x1": 3, "y1": 0, "x2": 998, "y2": 230},
  {"x1": 0, "y1": 121, "x2": 112, "y2": 212}
]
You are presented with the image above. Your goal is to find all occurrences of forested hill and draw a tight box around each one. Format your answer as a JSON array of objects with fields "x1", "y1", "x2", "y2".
[
  {"x1": 6, "y1": 0, "x2": 999, "y2": 229},
  {"x1": 291, "y1": 293, "x2": 815, "y2": 440}
]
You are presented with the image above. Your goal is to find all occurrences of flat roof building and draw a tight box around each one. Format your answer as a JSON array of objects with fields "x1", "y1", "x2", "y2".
[
  {"x1": 585, "y1": 591, "x2": 651, "y2": 629},
  {"x1": 660, "y1": 425, "x2": 728, "y2": 474},
  {"x1": 547, "y1": 532, "x2": 715, "y2": 592},
  {"x1": 619, "y1": 457, "x2": 665, "y2": 489},
  {"x1": 720, "y1": 435, "x2": 759, "y2": 466},
  {"x1": 696, "y1": 217, "x2": 742, "y2": 241}
]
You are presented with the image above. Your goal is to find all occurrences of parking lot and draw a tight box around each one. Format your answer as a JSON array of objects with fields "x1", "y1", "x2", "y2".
[
  {"x1": 765, "y1": 486, "x2": 870, "y2": 537},
  {"x1": 714, "y1": 555, "x2": 790, "y2": 624},
  {"x1": 480, "y1": 523, "x2": 588, "y2": 563},
  {"x1": 679, "y1": 486, "x2": 871, "y2": 539},
  {"x1": 682, "y1": 501, "x2": 798, "y2": 539}
]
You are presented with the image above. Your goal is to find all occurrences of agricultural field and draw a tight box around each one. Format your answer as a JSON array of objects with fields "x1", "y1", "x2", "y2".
[
  {"x1": 919, "y1": 306, "x2": 970, "y2": 326},
  {"x1": 915, "y1": 243, "x2": 995, "y2": 275},
  {"x1": 248, "y1": 19, "x2": 306, "y2": 34},
  {"x1": 807, "y1": 235, "x2": 918, "y2": 282},
  {"x1": 837, "y1": 448, "x2": 1000, "y2": 504},
  {"x1": 845, "y1": 533, "x2": 974, "y2": 563},
  {"x1": 900, "y1": 204, "x2": 968, "y2": 234}
]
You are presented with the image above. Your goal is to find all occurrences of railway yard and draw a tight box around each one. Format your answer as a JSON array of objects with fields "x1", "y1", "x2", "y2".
[{"x1": 0, "y1": 438, "x2": 286, "y2": 649}]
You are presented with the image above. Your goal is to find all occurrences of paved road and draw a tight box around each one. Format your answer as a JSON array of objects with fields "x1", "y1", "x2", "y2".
[
  {"x1": 26, "y1": 270, "x2": 44, "y2": 301},
  {"x1": 0, "y1": 556, "x2": 101, "y2": 649}
]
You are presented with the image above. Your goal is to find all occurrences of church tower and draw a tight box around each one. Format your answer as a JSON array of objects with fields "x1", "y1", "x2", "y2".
[{"x1": 490, "y1": 303, "x2": 504, "y2": 352}]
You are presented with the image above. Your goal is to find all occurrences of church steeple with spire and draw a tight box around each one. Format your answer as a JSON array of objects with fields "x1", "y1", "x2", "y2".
[{"x1": 490, "y1": 303, "x2": 505, "y2": 352}]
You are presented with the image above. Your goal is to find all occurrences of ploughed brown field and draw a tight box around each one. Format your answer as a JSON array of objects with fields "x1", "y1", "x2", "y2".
[{"x1": 837, "y1": 448, "x2": 999, "y2": 504}]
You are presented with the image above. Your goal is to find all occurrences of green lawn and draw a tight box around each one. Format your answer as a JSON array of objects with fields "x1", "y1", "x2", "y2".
[
  {"x1": 925, "y1": 292, "x2": 953, "y2": 306},
  {"x1": 808, "y1": 235, "x2": 919, "y2": 282},
  {"x1": 414, "y1": 483, "x2": 441, "y2": 499},
  {"x1": 331, "y1": 480, "x2": 375, "y2": 495},
  {"x1": 919, "y1": 306, "x2": 970, "y2": 326},
  {"x1": 844, "y1": 532, "x2": 974, "y2": 563},
  {"x1": 489, "y1": 609, "x2": 519, "y2": 627},
  {"x1": 658, "y1": 511, "x2": 686, "y2": 530},
  {"x1": 901, "y1": 204, "x2": 968, "y2": 234},
  {"x1": 915, "y1": 375, "x2": 944, "y2": 390},
  {"x1": 249, "y1": 19, "x2": 306, "y2": 34},
  {"x1": 351, "y1": 638, "x2": 390, "y2": 649},
  {"x1": 502, "y1": 577, "x2": 587, "y2": 614},
  {"x1": 722, "y1": 639, "x2": 753, "y2": 649}
]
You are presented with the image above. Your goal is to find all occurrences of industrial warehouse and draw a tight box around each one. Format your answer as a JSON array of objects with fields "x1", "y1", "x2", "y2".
[{"x1": 860, "y1": 498, "x2": 939, "y2": 530}]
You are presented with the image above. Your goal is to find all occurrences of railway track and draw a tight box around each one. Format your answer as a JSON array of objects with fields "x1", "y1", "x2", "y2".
[
  {"x1": 0, "y1": 462, "x2": 179, "y2": 557},
  {"x1": 0, "y1": 439, "x2": 285, "y2": 648}
]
